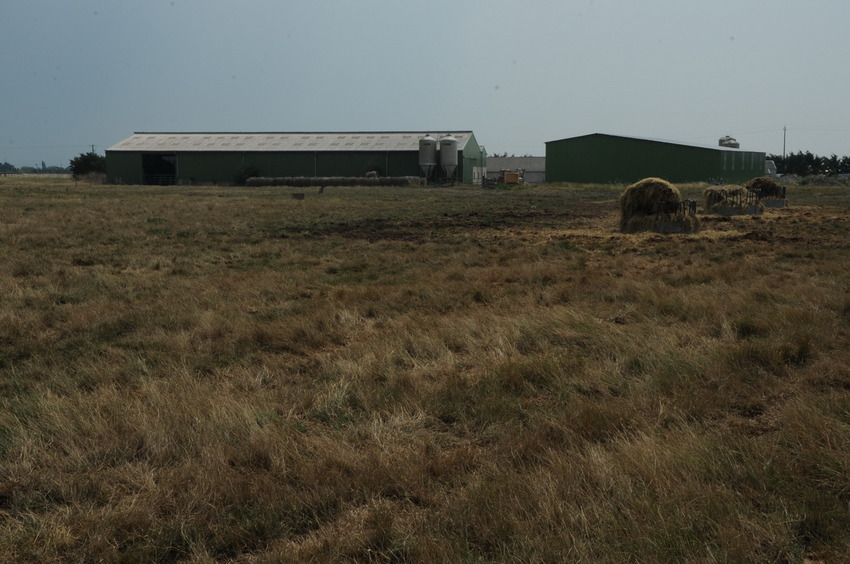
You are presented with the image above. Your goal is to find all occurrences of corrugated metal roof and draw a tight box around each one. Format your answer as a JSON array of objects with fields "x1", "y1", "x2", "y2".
[
  {"x1": 546, "y1": 133, "x2": 759, "y2": 153},
  {"x1": 108, "y1": 131, "x2": 474, "y2": 152}
]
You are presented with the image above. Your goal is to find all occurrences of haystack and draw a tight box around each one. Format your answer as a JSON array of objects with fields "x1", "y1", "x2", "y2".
[
  {"x1": 744, "y1": 176, "x2": 787, "y2": 207},
  {"x1": 620, "y1": 177, "x2": 697, "y2": 233},
  {"x1": 744, "y1": 176, "x2": 784, "y2": 198},
  {"x1": 704, "y1": 185, "x2": 746, "y2": 209},
  {"x1": 703, "y1": 184, "x2": 763, "y2": 216}
]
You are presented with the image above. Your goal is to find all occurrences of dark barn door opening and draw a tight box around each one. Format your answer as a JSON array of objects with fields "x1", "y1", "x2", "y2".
[{"x1": 142, "y1": 153, "x2": 177, "y2": 185}]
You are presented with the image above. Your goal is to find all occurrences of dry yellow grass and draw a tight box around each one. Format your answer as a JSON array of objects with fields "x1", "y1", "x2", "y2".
[{"x1": 0, "y1": 176, "x2": 848, "y2": 561}]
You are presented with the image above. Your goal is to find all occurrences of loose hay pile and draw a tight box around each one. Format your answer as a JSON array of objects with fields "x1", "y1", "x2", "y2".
[
  {"x1": 744, "y1": 176, "x2": 784, "y2": 198},
  {"x1": 704, "y1": 185, "x2": 746, "y2": 209},
  {"x1": 703, "y1": 183, "x2": 763, "y2": 216},
  {"x1": 744, "y1": 176, "x2": 787, "y2": 207},
  {"x1": 620, "y1": 177, "x2": 699, "y2": 234}
]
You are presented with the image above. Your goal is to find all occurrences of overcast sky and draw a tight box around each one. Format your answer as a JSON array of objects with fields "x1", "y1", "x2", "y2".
[{"x1": 2, "y1": 0, "x2": 849, "y2": 167}]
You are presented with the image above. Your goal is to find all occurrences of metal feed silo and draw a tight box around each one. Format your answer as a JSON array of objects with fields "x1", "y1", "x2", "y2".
[
  {"x1": 419, "y1": 134, "x2": 437, "y2": 180},
  {"x1": 719, "y1": 135, "x2": 740, "y2": 148},
  {"x1": 439, "y1": 134, "x2": 458, "y2": 180}
]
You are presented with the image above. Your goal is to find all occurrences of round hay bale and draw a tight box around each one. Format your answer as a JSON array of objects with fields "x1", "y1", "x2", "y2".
[
  {"x1": 703, "y1": 184, "x2": 745, "y2": 210},
  {"x1": 703, "y1": 184, "x2": 752, "y2": 212},
  {"x1": 704, "y1": 184, "x2": 767, "y2": 215},
  {"x1": 619, "y1": 177, "x2": 682, "y2": 232},
  {"x1": 744, "y1": 176, "x2": 783, "y2": 198}
]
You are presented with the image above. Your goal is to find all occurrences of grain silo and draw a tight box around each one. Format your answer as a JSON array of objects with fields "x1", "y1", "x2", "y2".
[
  {"x1": 419, "y1": 134, "x2": 437, "y2": 181},
  {"x1": 439, "y1": 134, "x2": 459, "y2": 181},
  {"x1": 719, "y1": 136, "x2": 740, "y2": 148}
]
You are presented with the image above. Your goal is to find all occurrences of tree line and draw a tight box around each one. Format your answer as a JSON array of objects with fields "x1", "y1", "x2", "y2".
[
  {"x1": 767, "y1": 151, "x2": 850, "y2": 177},
  {"x1": 0, "y1": 161, "x2": 69, "y2": 174},
  {"x1": 0, "y1": 151, "x2": 106, "y2": 177}
]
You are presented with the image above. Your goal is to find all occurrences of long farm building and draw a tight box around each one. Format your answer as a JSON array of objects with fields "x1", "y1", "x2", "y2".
[
  {"x1": 106, "y1": 131, "x2": 486, "y2": 185},
  {"x1": 546, "y1": 133, "x2": 766, "y2": 184}
]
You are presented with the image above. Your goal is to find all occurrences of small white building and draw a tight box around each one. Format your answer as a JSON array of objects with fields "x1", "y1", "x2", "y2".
[{"x1": 765, "y1": 160, "x2": 777, "y2": 178}]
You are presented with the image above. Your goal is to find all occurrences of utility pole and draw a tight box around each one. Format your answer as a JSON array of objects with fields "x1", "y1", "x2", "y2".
[
  {"x1": 91, "y1": 145, "x2": 96, "y2": 154},
  {"x1": 782, "y1": 126, "x2": 786, "y2": 159}
]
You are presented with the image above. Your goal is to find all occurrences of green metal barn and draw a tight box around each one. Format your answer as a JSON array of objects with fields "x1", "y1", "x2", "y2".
[
  {"x1": 545, "y1": 133, "x2": 766, "y2": 184},
  {"x1": 105, "y1": 131, "x2": 486, "y2": 185}
]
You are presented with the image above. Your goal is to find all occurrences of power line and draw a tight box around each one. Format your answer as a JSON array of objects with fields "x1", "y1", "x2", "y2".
[{"x1": 788, "y1": 126, "x2": 850, "y2": 132}]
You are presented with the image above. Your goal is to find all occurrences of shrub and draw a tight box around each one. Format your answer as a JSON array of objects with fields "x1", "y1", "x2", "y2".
[{"x1": 69, "y1": 151, "x2": 106, "y2": 180}]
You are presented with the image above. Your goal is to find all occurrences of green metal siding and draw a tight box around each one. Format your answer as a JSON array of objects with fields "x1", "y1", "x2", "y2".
[
  {"x1": 108, "y1": 151, "x2": 415, "y2": 184},
  {"x1": 177, "y1": 152, "x2": 243, "y2": 184},
  {"x1": 314, "y1": 151, "x2": 384, "y2": 176},
  {"x1": 458, "y1": 133, "x2": 484, "y2": 183},
  {"x1": 388, "y1": 152, "x2": 420, "y2": 177},
  {"x1": 546, "y1": 134, "x2": 765, "y2": 184},
  {"x1": 105, "y1": 151, "x2": 143, "y2": 184},
  {"x1": 244, "y1": 152, "x2": 316, "y2": 177}
]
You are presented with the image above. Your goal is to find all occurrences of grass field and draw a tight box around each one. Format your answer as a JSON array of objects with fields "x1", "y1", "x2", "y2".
[{"x1": 1, "y1": 176, "x2": 849, "y2": 562}]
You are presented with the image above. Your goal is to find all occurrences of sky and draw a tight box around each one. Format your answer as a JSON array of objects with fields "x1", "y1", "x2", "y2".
[{"x1": 2, "y1": 0, "x2": 850, "y2": 167}]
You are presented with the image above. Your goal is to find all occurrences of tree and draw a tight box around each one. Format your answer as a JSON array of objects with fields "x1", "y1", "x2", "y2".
[
  {"x1": 69, "y1": 151, "x2": 106, "y2": 179},
  {"x1": 824, "y1": 154, "x2": 841, "y2": 176},
  {"x1": 841, "y1": 156, "x2": 850, "y2": 175},
  {"x1": 768, "y1": 150, "x2": 850, "y2": 177}
]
